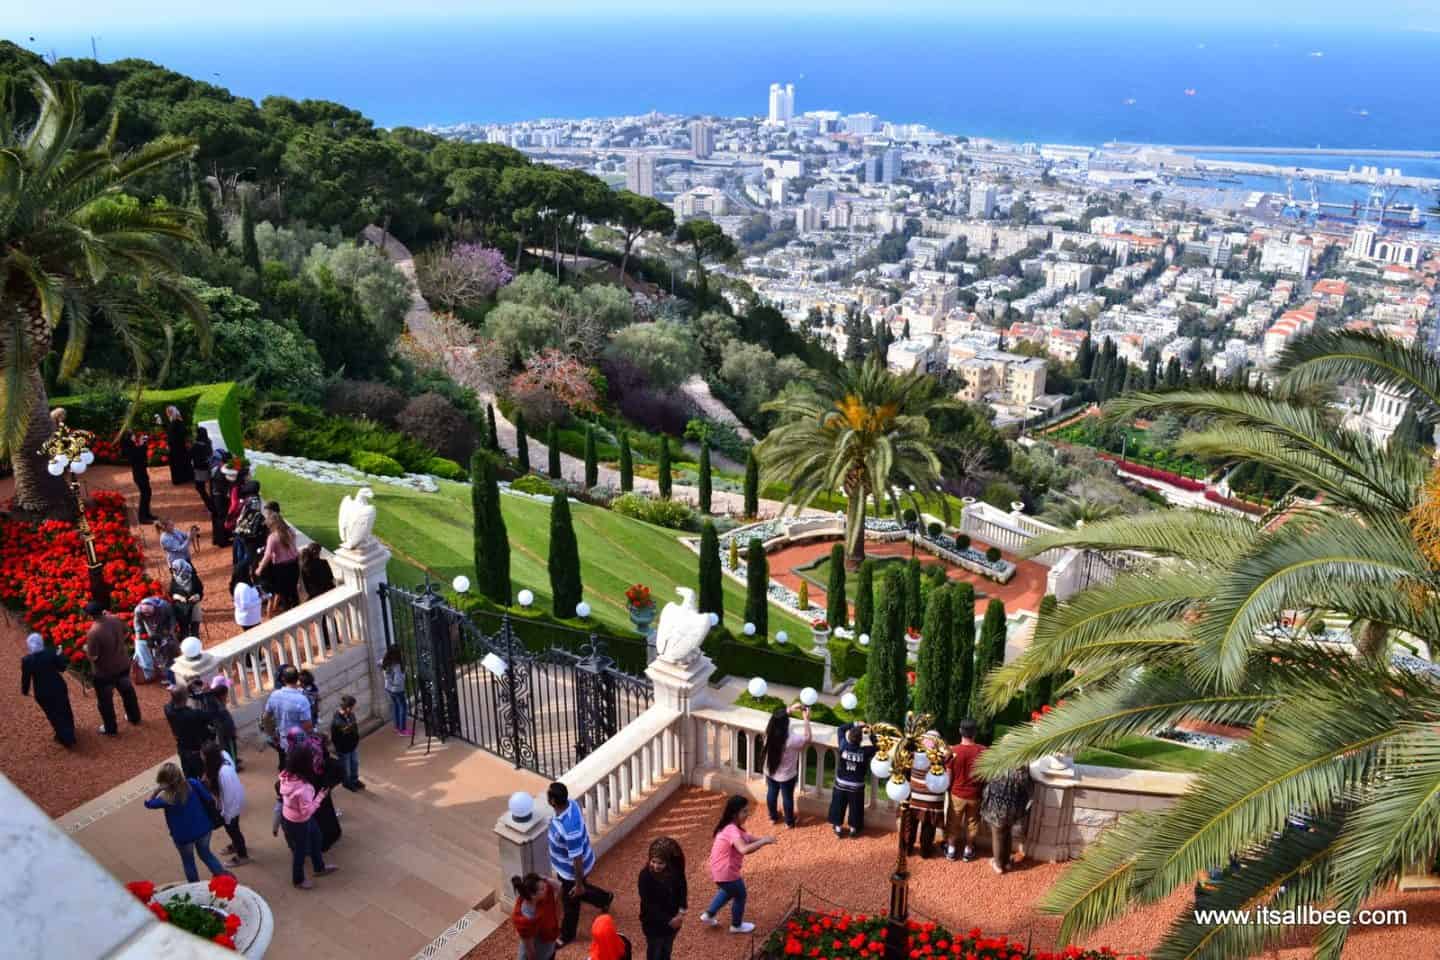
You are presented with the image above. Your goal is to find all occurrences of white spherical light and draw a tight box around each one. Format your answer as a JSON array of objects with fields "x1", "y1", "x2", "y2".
[
  {"x1": 517, "y1": 589, "x2": 535, "y2": 608},
  {"x1": 925, "y1": 770, "x2": 952, "y2": 794},
  {"x1": 776, "y1": 630, "x2": 788, "y2": 644},
  {"x1": 840, "y1": 692, "x2": 859, "y2": 711},
  {"x1": 47, "y1": 460, "x2": 65, "y2": 477},
  {"x1": 799, "y1": 687, "x2": 818, "y2": 706},
  {"x1": 79, "y1": 450, "x2": 95, "y2": 466},
  {"x1": 912, "y1": 751, "x2": 931, "y2": 773},
  {"x1": 743, "y1": 622, "x2": 756, "y2": 636},
  {"x1": 885, "y1": 779, "x2": 912, "y2": 803},
  {"x1": 747, "y1": 677, "x2": 768, "y2": 698},
  {"x1": 708, "y1": 612, "x2": 719, "y2": 627},
  {"x1": 858, "y1": 633, "x2": 870, "y2": 646},
  {"x1": 576, "y1": 601, "x2": 592, "y2": 618},
  {"x1": 70, "y1": 459, "x2": 88, "y2": 475},
  {"x1": 508, "y1": 791, "x2": 535, "y2": 823},
  {"x1": 180, "y1": 636, "x2": 202, "y2": 659},
  {"x1": 452, "y1": 575, "x2": 470, "y2": 594},
  {"x1": 54, "y1": 454, "x2": 70, "y2": 469},
  {"x1": 870, "y1": 756, "x2": 893, "y2": 780}
]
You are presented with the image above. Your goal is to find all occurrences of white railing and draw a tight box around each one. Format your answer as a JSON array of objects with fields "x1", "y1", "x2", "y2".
[
  {"x1": 204, "y1": 583, "x2": 368, "y2": 709},
  {"x1": 565, "y1": 706, "x2": 686, "y2": 858},
  {"x1": 959, "y1": 502, "x2": 1069, "y2": 567}
]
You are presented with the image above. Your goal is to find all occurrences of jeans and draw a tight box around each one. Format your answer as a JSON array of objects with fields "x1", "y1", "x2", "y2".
[
  {"x1": 766, "y1": 776, "x2": 797, "y2": 826},
  {"x1": 223, "y1": 816, "x2": 248, "y2": 859},
  {"x1": 558, "y1": 877, "x2": 613, "y2": 943},
  {"x1": 644, "y1": 930, "x2": 677, "y2": 960},
  {"x1": 174, "y1": 830, "x2": 227, "y2": 883},
  {"x1": 94, "y1": 669, "x2": 142, "y2": 733},
  {"x1": 705, "y1": 879, "x2": 747, "y2": 927},
  {"x1": 338, "y1": 749, "x2": 360, "y2": 786},
  {"x1": 828, "y1": 786, "x2": 865, "y2": 834},
  {"x1": 281, "y1": 816, "x2": 326, "y2": 885},
  {"x1": 389, "y1": 690, "x2": 408, "y2": 730}
]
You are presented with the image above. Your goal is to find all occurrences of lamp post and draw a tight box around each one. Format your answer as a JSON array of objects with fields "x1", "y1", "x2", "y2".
[
  {"x1": 39, "y1": 424, "x2": 109, "y2": 608},
  {"x1": 868, "y1": 712, "x2": 951, "y2": 960}
]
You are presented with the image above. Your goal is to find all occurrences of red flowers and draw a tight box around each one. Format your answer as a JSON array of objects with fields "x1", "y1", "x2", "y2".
[
  {"x1": 209, "y1": 874, "x2": 238, "y2": 901},
  {"x1": 126, "y1": 876, "x2": 240, "y2": 951},
  {"x1": 213, "y1": 934, "x2": 237, "y2": 949},
  {"x1": 147, "y1": 902, "x2": 169, "y2": 922},
  {"x1": 811, "y1": 619, "x2": 830, "y2": 631},
  {"x1": 625, "y1": 584, "x2": 654, "y2": 610},
  {"x1": 762, "y1": 911, "x2": 1143, "y2": 960},
  {"x1": 224, "y1": 914, "x2": 242, "y2": 935}
]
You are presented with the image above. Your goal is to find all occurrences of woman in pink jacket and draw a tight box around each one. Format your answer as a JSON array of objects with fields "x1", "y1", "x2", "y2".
[{"x1": 278, "y1": 745, "x2": 339, "y2": 888}]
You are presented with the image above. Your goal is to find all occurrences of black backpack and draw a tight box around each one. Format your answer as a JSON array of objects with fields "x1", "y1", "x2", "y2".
[{"x1": 235, "y1": 496, "x2": 266, "y2": 539}]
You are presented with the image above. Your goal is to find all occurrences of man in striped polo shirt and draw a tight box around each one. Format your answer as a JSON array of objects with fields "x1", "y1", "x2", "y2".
[{"x1": 547, "y1": 781, "x2": 614, "y2": 947}]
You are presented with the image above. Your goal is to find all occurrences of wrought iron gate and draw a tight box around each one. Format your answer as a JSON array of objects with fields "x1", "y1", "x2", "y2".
[{"x1": 377, "y1": 579, "x2": 653, "y2": 778}]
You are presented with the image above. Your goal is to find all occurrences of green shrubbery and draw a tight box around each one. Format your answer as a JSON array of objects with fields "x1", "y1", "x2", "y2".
[
  {"x1": 50, "y1": 381, "x2": 244, "y2": 452},
  {"x1": 247, "y1": 403, "x2": 436, "y2": 473},
  {"x1": 703, "y1": 629, "x2": 824, "y2": 688},
  {"x1": 510, "y1": 474, "x2": 558, "y2": 497},
  {"x1": 426, "y1": 457, "x2": 467, "y2": 480},
  {"x1": 610, "y1": 493, "x2": 694, "y2": 530},
  {"x1": 351, "y1": 451, "x2": 404, "y2": 476}
]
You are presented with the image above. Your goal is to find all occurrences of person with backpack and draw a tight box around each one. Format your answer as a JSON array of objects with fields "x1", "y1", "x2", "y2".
[
  {"x1": 228, "y1": 480, "x2": 265, "y2": 588},
  {"x1": 132, "y1": 597, "x2": 178, "y2": 684},
  {"x1": 190, "y1": 425, "x2": 216, "y2": 514},
  {"x1": 829, "y1": 722, "x2": 877, "y2": 838}
]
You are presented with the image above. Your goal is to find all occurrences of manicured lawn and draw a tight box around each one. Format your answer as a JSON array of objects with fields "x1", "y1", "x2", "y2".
[
  {"x1": 794, "y1": 553, "x2": 909, "y2": 592},
  {"x1": 993, "y1": 725, "x2": 1214, "y2": 774},
  {"x1": 256, "y1": 467, "x2": 815, "y2": 640}
]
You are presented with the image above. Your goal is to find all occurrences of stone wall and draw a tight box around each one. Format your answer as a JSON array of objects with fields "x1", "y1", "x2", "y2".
[{"x1": 1024, "y1": 760, "x2": 1194, "y2": 862}]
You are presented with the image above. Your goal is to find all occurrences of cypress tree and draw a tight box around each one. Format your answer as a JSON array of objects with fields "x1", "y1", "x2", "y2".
[
  {"x1": 194, "y1": 176, "x2": 225, "y2": 250},
  {"x1": 1077, "y1": 334, "x2": 1095, "y2": 379},
  {"x1": 548, "y1": 492, "x2": 583, "y2": 618},
  {"x1": 618, "y1": 431, "x2": 634, "y2": 492},
  {"x1": 743, "y1": 449, "x2": 759, "y2": 518},
  {"x1": 240, "y1": 193, "x2": 261, "y2": 273},
  {"x1": 866, "y1": 569, "x2": 908, "y2": 727},
  {"x1": 854, "y1": 559, "x2": 876, "y2": 639},
  {"x1": 1026, "y1": 594, "x2": 1059, "y2": 714},
  {"x1": 470, "y1": 452, "x2": 511, "y2": 605},
  {"x1": 904, "y1": 557, "x2": 923, "y2": 630},
  {"x1": 547, "y1": 423, "x2": 562, "y2": 479},
  {"x1": 744, "y1": 537, "x2": 769, "y2": 637},
  {"x1": 698, "y1": 439, "x2": 712, "y2": 514},
  {"x1": 657, "y1": 438, "x2": 672, "y2": 500},
  {"x1": 698, "y1": 520, "x2": 723, "y2": 621},
  {"x1": 583, "y1": 424, "x2": 598, "y2": 488},
  {"x1": 486, "y1": 404, "x2": 501, "y2": 453},
  {"x1": 949, "y1": 582, "x2": 976, "y2": 733},
  {"x1": 514, "y1": 410, "x2": 530, "y2": 474},
  {"x1": 914, "y1": 586, "x2": 952, "y2": 727},
  {"x1": 825, "y1": 543, "x2": 847, "y2": 628},
  {"x1": 974, "y1": 599, "x2": 1007, "y2": 743},
  {"x1": 728, "y1": 537, "x2": 740, "y2": 571}
]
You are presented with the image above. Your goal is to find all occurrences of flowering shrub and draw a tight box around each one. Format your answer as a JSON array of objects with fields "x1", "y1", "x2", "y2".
[
  {"x1": 1099, "y1": 456, "x2": 1205, "y2": 492},
  {"x1": 1203, "y1": 489, "x2": 1265, "y2": 515},
  {"x1": 126, "y1": 875, "x2": 242, "y2": 950},
  {"x1": 90, "y1": 432, "x2": 171, "y2": 467},
  {"x1": 0, "y1": 490, "x2": 163, "y2": 671},
  {"x1": 626, "y1": 583, "x2": 654, "y2": 610},
  {"x1": 764, "y1": 911, "x2": 1145, "y2": 960},
  {"x1": 811, "y1": 619, "x2": 830, "y2": 631}
]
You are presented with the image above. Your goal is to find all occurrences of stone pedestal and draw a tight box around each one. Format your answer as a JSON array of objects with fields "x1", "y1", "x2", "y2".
[
  {"x1": 171, "y1": 652, "x2": 220, "y2": 692},
  {"x1": 494, "y1": 805, "x2": 551, "y2": 909},
  {"x1": 645, "y1": 654, "x2": 717, "y2": 715},
  {"x1": 328, "y1": 538, "x2": 392, "y2": 724}
]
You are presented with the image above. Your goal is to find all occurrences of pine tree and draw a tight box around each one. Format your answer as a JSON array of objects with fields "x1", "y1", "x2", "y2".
[
  {"x1": 1144, "y1": 355, "x2": 1160, "y2": 390},
  {"x1": 698, "y1": 438, "x2": 712, "y2": 514},
  {"x1": 240, "y1": 193, "x2": 261, "y2": 274},
  {"x1": 854, "y1": 559, "x2": 876, "y2": 639},
  {"x1": 904, "y1": 557, "x2": 923, "y2": 630},
  {"x1": 949, "y1": 582, "x2": 976, "y2": 733},
  {"x1": 914, "y1": 586, "x2": 953, "y2": 726},
  {"x1": 193, "y1": 174, "x2": 225, "y2": 250},
  {"x1": 744, "y1": 537, "x2": 769, "y2": 637},
  {"x1": 470, "y1": 452, "x2": 511, "y2": 605},
  {"x1": 825, "y1": 543, "x2": 847, "y2": 628},
  {"x1": 1026, "y1": 594, "x2": 1059, "y2": 714},
  {"x1": 743, "y1": 449, "x2": 759, "y2": 518},
  {"x1": 618, "y1": 432, "x2": 634, "y2": 492},
  {"x1": 866, "y1": 569, "x2": 908, "y2": 727},
  {"x1": 657, "y1": 438, "x2": 672, "y2": 500},
  {"x1": 1120, "y1": 362, "x2": 1135, "y2": 395},
  {"x1": 698, "y1": 520, "x2": 723, "y2": 621},
  {"x1": 583, "y1": 424, "x2": 598, "y2": 488},
  {"x1": 1164, "y1": 356, "x2": 1182, "y2": 389},
  {"x1": 902, "y1": 317, "x2": 911, "y2": 340},
  {"x1": 514, "y1": 411, "x2": 530, "y2": 474},
  {"x1": 1092, "y1": 346, "x2": 1112, "y2": 402},
  {"x1": 973, "y1": 599, "x2": 1007, "y2": 743},
  {"x1": 547, "y1": 423, "x2": 562, "y2": 479},
  {"x1": 1077, "y1": 334, "x2": 1095, "y2": 379},
  {"x1": 548, "y1": 492, "x2": 583, "y2": 617},
  {"x1": 486, "y1": 404, "x2": 501, "y2": 453}
]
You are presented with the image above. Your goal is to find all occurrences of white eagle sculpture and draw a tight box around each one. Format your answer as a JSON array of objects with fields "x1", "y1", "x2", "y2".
[
  {"x1": 338, "y1": 487, "x2": 378, "y2": 550},
  {"x1": 655, "y1": 587, "x2": 711, "y2": 665}
]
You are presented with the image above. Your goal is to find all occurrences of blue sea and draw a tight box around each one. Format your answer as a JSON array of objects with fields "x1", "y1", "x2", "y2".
[{"x1": 14, "y1": 17, "x2": 1440, "y2": 153}]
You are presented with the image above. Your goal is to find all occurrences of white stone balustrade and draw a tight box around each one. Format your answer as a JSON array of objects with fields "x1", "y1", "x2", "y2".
[{"x1": 566, "y1": 707, "x2": 686, "y2": 860}]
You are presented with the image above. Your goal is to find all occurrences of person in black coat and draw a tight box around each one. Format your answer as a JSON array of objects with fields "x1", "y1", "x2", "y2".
[
  {"x1": 190, "y1": 426, "x2": 215, "y2": 513},
  {"x1": 636, "y1": 836, "x2": 687, "y2": 960},
  {"x1": 164, "y1": 406, "x2": 195, "y2": 486},
  {"x1": 120, "y1": 430, "x2": 156, "y2": 523},
  {"x1": 21, "y1": 633, "x2": 76, "y2": 748}
]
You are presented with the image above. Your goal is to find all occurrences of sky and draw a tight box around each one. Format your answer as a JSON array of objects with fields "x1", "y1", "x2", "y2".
[{"x1": 9, "y1": 0, "x2": 1440, "y2": 31}]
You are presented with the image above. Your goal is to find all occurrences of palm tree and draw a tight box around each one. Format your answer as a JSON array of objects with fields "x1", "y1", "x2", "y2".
[
  {"x1": 2, "y1": 74, "x2": 207, "y2": 514},
  {"x1": 1038, "y1": 493, "x2": 1125, "y2": 529},
  {"x1": 977, "y1": 330, "x2": 1440, "y2": 960},
  {"x1": 758, "y1": 358, "x2": 955, "y2": 567}
]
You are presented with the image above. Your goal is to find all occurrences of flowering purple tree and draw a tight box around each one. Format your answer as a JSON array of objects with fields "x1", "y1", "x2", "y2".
[{"x1": 416, "y1": 243, "x2": 514, "y2": 312}]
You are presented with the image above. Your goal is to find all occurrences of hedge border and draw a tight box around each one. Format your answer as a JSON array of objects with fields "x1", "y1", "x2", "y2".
[{"x1": 51, "y1": 381, "x2": 244, "y2": 454}]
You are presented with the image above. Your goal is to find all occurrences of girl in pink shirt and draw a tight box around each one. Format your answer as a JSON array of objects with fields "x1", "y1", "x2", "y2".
[
  {"x1": 698, "y1": 794, "x2": 775, "y2": 934},
  {"x1": 763, "y1": 703, "x2": 811, "y2": 828},
  {"x1": 278, "y1": 746, "x2": 338, "y2": 888}
]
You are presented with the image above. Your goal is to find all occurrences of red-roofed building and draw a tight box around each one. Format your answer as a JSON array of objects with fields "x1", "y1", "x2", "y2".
[{"x1": 1313, "y1": 278, "x2": 1349, "y2": 307}]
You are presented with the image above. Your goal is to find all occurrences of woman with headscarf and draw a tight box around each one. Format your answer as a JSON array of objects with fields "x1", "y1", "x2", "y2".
[
  {"x1": 588, "y1": 914, "x2": 632, "y2": 960},
  {"x1": 169, "y1": 558, "x2": 205, "y2": 637},
  {"x1": 20, "y1": 633, "x2": 76, "y2": 748},
  {"x1": 164, "y1": 405, "x2": 194, "y2": 486},
  {"x1": 190, "y1": 426, "x2": 215, "y2": 514},
  {"x1": 285, "y1": 725, "x2": 343, "y2": 851}
]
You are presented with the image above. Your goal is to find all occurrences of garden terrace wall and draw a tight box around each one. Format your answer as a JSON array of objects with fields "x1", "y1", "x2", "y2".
[{"x1": 1024, "y1": 761, "x2": 1194, "y2": 862}]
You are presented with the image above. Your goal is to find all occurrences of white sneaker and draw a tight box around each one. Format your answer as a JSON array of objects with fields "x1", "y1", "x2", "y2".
[
  {"x1": 699, "y1": 913, "x2": 718, "y2": 927},
  {"x1": 729, "y1": 922, "x2": 756, "y2": 934}
]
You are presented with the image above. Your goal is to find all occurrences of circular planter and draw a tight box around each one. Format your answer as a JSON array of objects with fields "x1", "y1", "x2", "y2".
[
  {"x1": 628, "y1": 604, "x2": 656, "y2": 636},
  {"x1": 810, "y1": 627, "x2": 830, "y2": 650},
  {"x1": 158, "y1": 882, "x2": 273, "y2": 958}
]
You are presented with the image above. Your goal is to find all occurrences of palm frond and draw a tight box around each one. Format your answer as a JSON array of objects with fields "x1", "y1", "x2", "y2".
[{"x1": 1278, "y1": 329, "x2": 1440, "y2": 423}]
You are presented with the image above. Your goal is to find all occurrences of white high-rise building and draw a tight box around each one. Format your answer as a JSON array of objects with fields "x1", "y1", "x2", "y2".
[
  {"x1": 689, "y1": 120, "x2": 714, "y2": 159},
  {"x1": 844, "y1": 112, "x2": 880, "y2": 135},
  {"x1": 767, "y1": 82, "x2": 795, "y2": 125},
  {"x1": 969, "y1": 185, "x2": 997, "y2": 219},
  {"x1": 881, "y1": 148, "x2": 900, "y2": 183},
  {"x1": 625, "y1": 154, "x2": 656, "y2": 197}
]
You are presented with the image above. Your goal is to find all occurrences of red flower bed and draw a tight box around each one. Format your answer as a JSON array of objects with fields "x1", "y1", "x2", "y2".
[
  {"x1": 0, "y1": 489, "x2": 164, "y2": 670},
  {"x1": 126, "y1": 875, "x2": 241, "y2": 950},
  {"x1": 90, "y1": 432, "x2": 170, "y2": 467},
  {"x1": 1098, "y1": 455, "x2": 1205, "y2": 492},
  {"x1": 1203, "y1": 489, "x2": 1265, "y2": 515},
  {"x1": 764, "y1": 911, "x2": 1144, "y2": 960}
]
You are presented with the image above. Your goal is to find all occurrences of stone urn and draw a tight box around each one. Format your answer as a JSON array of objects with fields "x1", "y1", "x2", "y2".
[
  {"x1": 628, "y1": 603, "x2": 656, "y2": 636},
  {"x1": 810, "y1": 624, "x2": 831, "y2": 651},
  {"x1": 157, "y1": 881, "x2": 273, "y2": 958}
]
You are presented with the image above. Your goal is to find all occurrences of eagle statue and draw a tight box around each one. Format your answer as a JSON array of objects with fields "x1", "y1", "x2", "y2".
[
  {"x1": 338, "y1": 487, "x2": 377, "y2": 549},
  {"x1": 655, "y1": 586, "x2": 712, "y2": 665}
]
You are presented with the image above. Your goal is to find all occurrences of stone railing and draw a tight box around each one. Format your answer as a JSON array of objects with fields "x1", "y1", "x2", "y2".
[
  {"x1": 959, "y1": 501, "x2": 1070, "y2": 567},
  {"x1": 565, "y1": 706, "x2": 687, "y2": 859},
  {"x1": 1024, "y1": 759, "x2": 1194, "y2": 862}
]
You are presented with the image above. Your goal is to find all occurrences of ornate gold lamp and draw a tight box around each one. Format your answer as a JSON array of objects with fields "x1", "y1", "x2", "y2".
[
  {"x1": 868, "y1": 712, "x2": 951, "y2": 960},
  {"x1": 39, "y1": 424, "x2": 110, "y2": 607}
]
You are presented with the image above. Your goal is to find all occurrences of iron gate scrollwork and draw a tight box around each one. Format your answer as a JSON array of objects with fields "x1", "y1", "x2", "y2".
[{"x1": 378, "y1": 579, "x2": 653, "y2": 778}]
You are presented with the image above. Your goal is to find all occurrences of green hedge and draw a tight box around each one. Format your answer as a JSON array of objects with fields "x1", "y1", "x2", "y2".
[
  {"x1": 351, "y1": 451, "x2": 404, "y2": 477},
  {"x1": 704, "y1": 630, "x2": 825, "y2": 688},
  {"x1": 735, "y1": 691, "x2": 859, "y2": 727},
  {"x1": 827, "y1": 637, "x2": 869, "y2": 681},
  {"x1": 426, "y1": 457, "x2": 467, "y2": 480},
  {"x1": 50, "y1": 381, "x2": 244, "y2": 453},
  {"x1": 459, "y1": 597, "x2": 649, "y2": 674}
]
